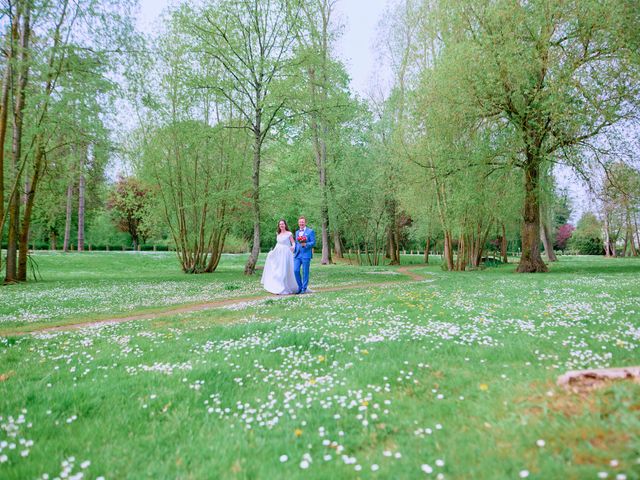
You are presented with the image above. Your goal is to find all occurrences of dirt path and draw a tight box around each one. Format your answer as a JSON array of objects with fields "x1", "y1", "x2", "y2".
[{"x1": 12, "y1": 266, "x2": 427, "y2": 336}]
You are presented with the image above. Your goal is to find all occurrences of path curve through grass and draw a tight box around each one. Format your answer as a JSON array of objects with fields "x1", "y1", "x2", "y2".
[{"x1": 9, "y1": 265, "x2": 427, "y2": 336}]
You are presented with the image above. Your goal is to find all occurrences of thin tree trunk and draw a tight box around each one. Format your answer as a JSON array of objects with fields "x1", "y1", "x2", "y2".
[
  {"x1": 244, "y1": 125, "x2": 261, "y2": 275},
  {"x1": 307, "y1": 64, "x2": 332, "y2": 266},
  {"x1": 540, "y1": 215, "x2": 558, "y2": 262},
  {"x1": 49, "y1": 230, "x2": 57, "y2": 250},
  {"x1": 63, "y1": 182, "x2": 73, "y2": 252},
  {"x1": 17, "y1": 143, "x2": 43, "y2": 280},
  {"x1": 443, "y1": 230, "x2": 454, "y2": 271},
  {"x1": 77, "y1": 147, "x2": 86, "y2": 251},
  {"x1": 456, "y1": 234, "x2": 466, "y2": 271},
  {"x1": 386, "y1": 199, "x2": 400, "y2": 265},
  {"x1": 14, "y1": 0, "x2": 67, "y2": 280},
  {"x1": 634, "y1": 213, "x2": 640, "y2": 255},
  {"x1": 501, "y1": 222, "x2": 508, "y2": 263},
  {"x1": 517, "y1": 159, "x2": 548, "y2": 273},
  {"x1": 5, "y1": 7, "x2": 30, "y2": 283},
  {"x1": 603, "y1": 213, "x2": 611, "y2": 257},
  {"x1": 474, "y1": 222, "x2": 492, "y2": 267},
  {"x1": 627, "y1": 209, "x2": 637, "y2": 256},
  {"x1": 622, "y1": 229, "x2": 630, "y2": 256},
  {"x1": 333, "y1": 230, "x2": 343, "y2": 258},
  {"x1": 424, "y1": 237, "x2": 430, "y2": 264},
  {"x1": 0, "y1": 18, "x2": 16, "y2": 272}
]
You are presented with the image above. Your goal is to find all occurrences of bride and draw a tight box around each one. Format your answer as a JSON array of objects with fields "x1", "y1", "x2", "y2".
[{"x1": 261, "y1": 219, "x2": 298, "y2": 294}]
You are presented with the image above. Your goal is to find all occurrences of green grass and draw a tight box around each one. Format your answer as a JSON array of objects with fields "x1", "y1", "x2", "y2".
[
  {"x1": 1, "y1": 254, "x2": 639, "y2": 479},
  {"x1": 0, "y1": 251, "x2": 405, "y2": 333}
]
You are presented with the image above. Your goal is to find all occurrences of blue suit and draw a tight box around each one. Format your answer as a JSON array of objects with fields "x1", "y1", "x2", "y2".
[{"x1": 293, "y1": 227, "x2": 315, "y2": 293}]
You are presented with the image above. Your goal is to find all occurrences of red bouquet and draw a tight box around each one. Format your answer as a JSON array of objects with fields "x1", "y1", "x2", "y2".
[{"x1": 297, "y1": 235, "x2": 307, "y2": 243}]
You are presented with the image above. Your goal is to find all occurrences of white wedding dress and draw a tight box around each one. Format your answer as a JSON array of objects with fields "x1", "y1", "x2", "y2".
[{"x1": 261, "y1": 232, "x2": 298, "y2": 294}]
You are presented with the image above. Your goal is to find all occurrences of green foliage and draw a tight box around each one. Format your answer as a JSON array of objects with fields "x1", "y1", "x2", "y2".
[
  {"x1": 107, "y1": 176, "x2": 152, "y2": 247},
  {"x1": 568, "y1": 212, "x2": 604, "y2": 255},
  {"x1": 85, "y1": 209, "x2": 132, "y2": 248},
  {"x1": 553, "y1": 190, "x2": 573, "y2": 228}
]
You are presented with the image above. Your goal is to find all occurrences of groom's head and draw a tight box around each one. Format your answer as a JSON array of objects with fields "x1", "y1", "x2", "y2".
[{"x1": 298, "y1": 216, "x2": 306, "y2": 230}]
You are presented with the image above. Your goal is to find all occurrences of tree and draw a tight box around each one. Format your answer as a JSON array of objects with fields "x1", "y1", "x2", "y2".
[
  {"x1": 569, "y1": 212, "x2": 603, "y2": 255},
  {"x1": 141, "y1": 121, "x2": 250, "y2": 272},
  {"x1": 130, "y1": 12, "x2": 252, "y2": 273},
  {"x1": 428, "y1": 0, "x2": 640, "y2": 272},
  {"x1": 601, "y1": 162, "x2": 640, "y2": 257},
  {"x1": 108, "y1": 176, "x2": 151, "y2": 250},
  {"x1": 176, "y1": 0, "x2": 302, "y2": 275},
  {"x1": 295, "y1": 0, "x2": 347, "y2": 265},
  {"x1": 1, "y1": 0, "x2": 138, "y2": 282},
  {"x1": 555, "y1": 224, "x2": 575, "y2": 251}
]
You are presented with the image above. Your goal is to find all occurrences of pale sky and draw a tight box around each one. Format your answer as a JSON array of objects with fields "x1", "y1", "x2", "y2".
[{"x1": 137, "y1": 0, "x2": 390, "y2": 96}]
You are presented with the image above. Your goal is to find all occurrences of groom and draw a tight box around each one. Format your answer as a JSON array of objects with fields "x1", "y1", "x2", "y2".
[{"x1": 294, "y1": 216, "x2": 315, "y2": 294}]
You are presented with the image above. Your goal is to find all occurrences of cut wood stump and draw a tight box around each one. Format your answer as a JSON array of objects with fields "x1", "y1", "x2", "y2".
[{"x1": 557, "y1": 366, "x2": 640, "y2": 393}]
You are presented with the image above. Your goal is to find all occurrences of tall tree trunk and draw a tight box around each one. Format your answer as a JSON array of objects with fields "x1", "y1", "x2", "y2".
[
  {"x1": 5, "y1": 7, "x2": 30, "y2": 283},
  {"x1": 386, "y1": 199, "x2": 400, "y2": 265},
  {"x1": 473, "y1": 222, "x2": 492, "y2": 267},
  {"x1": 603, "y1": 213, "x2": 611, "y2": 257},
  {"x1": 443, "y1": 230, "x2": 454, "y2": 271},
  {"x1": 333, "y1": 229, "x2": 343, "y2": 258},
  {"x1": 602, "y1": 214, "x2": 611, "y2": 258},
  {"x1": 424, "y1": 236, "x2": 430, "y2": 264},
  {"x1": 17, "y1": 143, "x2": 44, "y2": 280},
  {"x1": 626, "y1": 210, "x2": 637, "y2": 256},
  {"x1": 622, "y1": 229, "x2": 630, "y2": 256},
  {"x1": 633, "y1": 216, "x2": 640, "y2": 255},
  {"x1": 540, "y1": 215, "x2": 558, "y2": 262},
  {"x1": 0, "y1": 18, "x2": 16, "y2": 272},
  {"x1": 308, "y1": 67, "x2": 331, "y2": 265},
  {"x1": 456, "y1": 234, "x2": 466, "y2": 271},
  {"x1": 63, "y1": 181, "x2": 73, "y2": 252},
  {"x1": 77, "y1": 147, "x2": 86, "y2": 251},
  {"x1": 15, "y1": 0, "x2": 68, "y2": 280},
  {"x1": 244, "y1": 125, "x2": 261, "y2": 275},
  {"x1": 517, "y1": 160, "x2": 548, "y2": 273},
  {"x1": 501, "y1": 223, "x2": 508, "y2": 263}
]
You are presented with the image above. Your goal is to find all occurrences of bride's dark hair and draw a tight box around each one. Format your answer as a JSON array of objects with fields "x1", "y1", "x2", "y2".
[{"x1": 276, "y1": 219, "x2": 290, "y2": 234}]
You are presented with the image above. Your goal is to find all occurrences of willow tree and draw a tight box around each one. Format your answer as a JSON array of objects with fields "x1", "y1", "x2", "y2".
[
  {"x1": 432, "y1": 0, "x2": 640, "y2": 272},
  {"x1": 175, "y1": 0, "x2": 302, "y2": 275},
  {"x1": 404, "y1": 88, "x2": 522, "y2": 271},
  {"x1": 141, "y1": 121, "x2": 250, "y2": 273}
]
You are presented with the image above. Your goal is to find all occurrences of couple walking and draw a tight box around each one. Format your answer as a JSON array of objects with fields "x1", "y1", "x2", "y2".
[{"x1": 261, "y1": 216, "x2": 315, "y2": 295}]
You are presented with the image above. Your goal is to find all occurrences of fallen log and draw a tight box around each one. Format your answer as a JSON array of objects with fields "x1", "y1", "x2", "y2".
[{"x1": 557, "y1": 366, "x2": 640, "y2": 392}]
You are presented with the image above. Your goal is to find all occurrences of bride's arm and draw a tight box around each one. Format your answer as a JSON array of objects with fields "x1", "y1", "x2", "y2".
[{"x1": 289, "y1": 232, "x2": 295, "y2": 251}]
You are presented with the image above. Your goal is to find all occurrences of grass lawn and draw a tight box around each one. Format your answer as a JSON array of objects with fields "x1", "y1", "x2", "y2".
[
  {"x1": 0, "y1": 254, "x2": 639, "y2": 479},
  {"x1": 0, "y1": 251, "x2": 405, "y2": 334}
]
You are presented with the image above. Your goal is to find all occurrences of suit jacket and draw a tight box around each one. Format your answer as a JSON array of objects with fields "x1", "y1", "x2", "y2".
[{"x1": 294, "y1": 227, "x2": 315, "y2": 259}]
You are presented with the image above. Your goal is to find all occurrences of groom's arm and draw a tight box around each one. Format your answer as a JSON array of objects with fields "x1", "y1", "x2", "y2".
[{"x1": 306, "y1": 230, "x2": 316, "y2": 249}]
